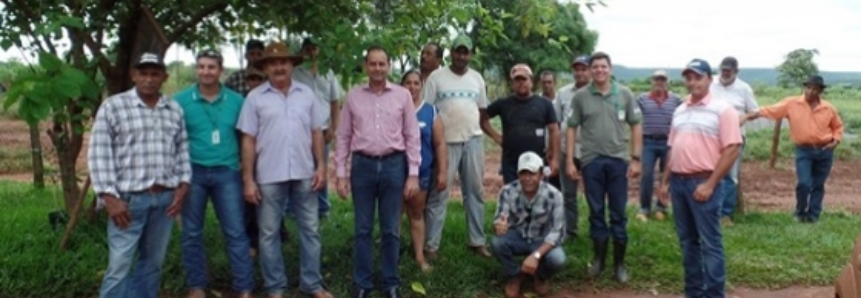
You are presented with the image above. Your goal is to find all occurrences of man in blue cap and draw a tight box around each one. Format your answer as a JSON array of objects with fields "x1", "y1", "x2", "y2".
[
  {"x1": 658, "y1": 58, "x2": 742, "y2": 298},
  {"x1": 553, "y1": 54, "x2": 591, "y2": 238}
]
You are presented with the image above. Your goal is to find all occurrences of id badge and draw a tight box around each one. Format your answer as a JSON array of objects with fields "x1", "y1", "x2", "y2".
[
  {"x1": 211, "y1": 130, "x2": 221, "y2": 145},
  {"x1": 617, "y1": 110, "x2": 626, "y2": 121}
]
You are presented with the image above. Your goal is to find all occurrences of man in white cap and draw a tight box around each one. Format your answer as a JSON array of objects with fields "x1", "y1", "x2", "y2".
[{"x1": 491, "y1": 151, "x2": 566, "y2": 298}]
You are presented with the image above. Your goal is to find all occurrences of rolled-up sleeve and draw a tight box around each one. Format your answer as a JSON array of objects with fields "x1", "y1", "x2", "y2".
[
  {"x1": 543, "y1": 189, "x2": 566, "y2": 246},
  {"x1": 88, "y1": 102, "x2": 119, "y2": 198}
]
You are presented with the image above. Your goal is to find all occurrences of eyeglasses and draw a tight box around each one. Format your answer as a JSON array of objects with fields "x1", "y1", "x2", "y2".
[{"x1": 196, "y1": 49, "x2": 223, "y2": 60}]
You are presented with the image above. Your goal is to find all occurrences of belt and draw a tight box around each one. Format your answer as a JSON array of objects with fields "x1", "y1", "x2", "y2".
[
  {"x1": 353, "y1": 151, "x2": 403, "y2": 160},
  {"x1": 134, "y1": 184, "x2": 173, "y2": 194},
  {"x1": 796, "y1": 141, "x2": 833, "y2": 150},
  {"x1": 671, "y1": 171, "x2": 713, "y2": 180},
  {"x1": 644, "y1": 134, "x2": 668, "y2": 140}
]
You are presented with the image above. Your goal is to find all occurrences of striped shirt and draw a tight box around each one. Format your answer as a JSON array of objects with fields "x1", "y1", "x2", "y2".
[
  {"x1": 88, "y1": 88, "x2": 192, "y2": 198},
  {"x1": 667, "y1": 93, "x2": 742, "y2": 173},
  {"x1": 421, "y1": 67, "x2": 488, "y2": 143},
  {"x1": 637, "y1": 91, "x2": 682, "y2": 136},
  {"x1": 493, "y1": 181, "x2": 565, "y2": 246}
]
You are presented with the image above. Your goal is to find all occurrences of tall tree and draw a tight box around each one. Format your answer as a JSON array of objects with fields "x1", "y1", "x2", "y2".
[
  {"x1": 777, "y1": 48, "x2": 819, "y2": 88},
  {"x1": 471, "y1": 0, "x2": 600, "y2": 82}
]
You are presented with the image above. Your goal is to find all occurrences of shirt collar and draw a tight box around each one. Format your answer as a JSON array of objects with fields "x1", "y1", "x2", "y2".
[
  {"x1": 362, "y1": 81, "x2": 395, "y2": 92},
  {"x1": 650, "y1": 90, "x2": 669, "y2": 101},
  {"x1": 191, "y1": 83, "x2": 226, "y2": 102},
  {"x1": 685, "y1": 93, "x2": 713, "y2": 106},
  {"x1": 130, "y1": 88, "x2": 170, "y2": 108},
  {"x1": 588, "y1": 81, "x2": 618, "y2": 96},
  {"x1": 261, "y1": 80, "x2": 304, "y2": 94}
]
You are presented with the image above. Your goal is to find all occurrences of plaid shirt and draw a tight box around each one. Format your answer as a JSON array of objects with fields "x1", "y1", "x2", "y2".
[
  {"x1": 225, "y1": 69, "x2": 249, "y2": 96},
  {"x1": 494, "y1": 181, "x2": 565, "y2": 246},
  {"x1": 87, "y1": 88, "x2": 192, "y2": 198}
]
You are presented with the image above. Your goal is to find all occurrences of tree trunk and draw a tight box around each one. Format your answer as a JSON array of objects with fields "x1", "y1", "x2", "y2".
[
  {"x1": 49, "y1": 122, "x2": 81, "y2": 214},
  {"x1": 29, "y1": 122, "x2": 45, "y2": 188}
]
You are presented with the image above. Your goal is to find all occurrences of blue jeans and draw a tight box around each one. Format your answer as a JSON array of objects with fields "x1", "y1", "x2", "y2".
[
  {"x1": 720, "y1": 138, "x2": 745, "y2": 217},
  {"x1": 795, "y1": 146, "x2": 834, "y2": 221},
  {"x1": 351, "y1": 152, "x2": 407, "y2": 291},
  {"x1": 99, "y1": 190, "x2": 175, "y2": 298},
  {"x1": 289, "y1": 144, "x2": 332, "y2": 218},
  {"x1": 670, "y1": 175, "x2": 725, "y2": 298},
  {"x1": 581, "y1": 156, "x2": 629, "y2": 242},
  {"x1": 491, "y1": 231, "x2": 566, "y2": 279},
  {"x1": 258, "y1": 179, "x2": 323, "y2": 295},
  {"x1": 180, "y1": 165, "x2": 253, "y2": 293},
  {"x1": 640, "y1": 139, "x2": 669, "y2": 213},
  {"x1": 560, "y1": 154, "x2": 581, "y2": 236}
]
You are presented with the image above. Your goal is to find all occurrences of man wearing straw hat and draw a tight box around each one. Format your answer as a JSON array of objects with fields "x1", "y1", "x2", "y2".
[{"x1": 236, "y1": 41, "x2": 332, "y2": 298}]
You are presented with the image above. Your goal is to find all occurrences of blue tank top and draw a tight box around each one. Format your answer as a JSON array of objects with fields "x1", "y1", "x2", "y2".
[{"x1": 416, "y1": 101, "x2": 436, "y2": 179}]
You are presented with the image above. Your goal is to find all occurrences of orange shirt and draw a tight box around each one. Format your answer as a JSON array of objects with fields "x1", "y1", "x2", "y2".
[
  {"x1": 668, "y1": 94, "x2": 743, "y2": 173},
  {"x1": 758, "y1": 95, "x2": 844, "y2": 145}
]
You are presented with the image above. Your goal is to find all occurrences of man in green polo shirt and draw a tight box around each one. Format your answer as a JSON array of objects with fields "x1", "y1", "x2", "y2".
[
  {"x1": 174, "y1": 49, "x2": 254, "y2": 298},
  {"x1": 564, "y1": 51, "x2": 642, "y2": 284}
]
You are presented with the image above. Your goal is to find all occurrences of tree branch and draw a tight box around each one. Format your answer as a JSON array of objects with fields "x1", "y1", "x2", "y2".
[
  {"x1": 6, "y1": 0, "x2": 59, "y2": 54},
  {"x1": 166, "y1": 2, "x2": 230, "y2": 43}
]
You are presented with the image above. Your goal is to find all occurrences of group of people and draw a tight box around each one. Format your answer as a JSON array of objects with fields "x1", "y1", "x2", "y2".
[{"x1": 86, "y1": 31, "x2": 844, "y2": 298}]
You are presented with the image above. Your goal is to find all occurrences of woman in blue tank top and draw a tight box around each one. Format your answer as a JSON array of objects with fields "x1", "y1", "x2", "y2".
[{"x1": 400, "y1": 70, "x2": 447, "y2": 272}]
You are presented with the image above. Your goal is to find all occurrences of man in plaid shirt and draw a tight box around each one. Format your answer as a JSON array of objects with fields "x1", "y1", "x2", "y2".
[
  {"x1": 88, "y1": 52, "x2": 192, "y2": 298},
  {"x1": 491, "y1": 151, "x2": 566, "y2": 298},
  {"x1": 225, "y1": 39, "x2": 265, "y2": 96}
]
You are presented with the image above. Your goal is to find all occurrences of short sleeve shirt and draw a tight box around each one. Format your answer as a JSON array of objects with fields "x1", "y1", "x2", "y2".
[
  {"x1": 566, "y1": 82, "x2": 641, "y2": 166},
  {"x1": 292, "y1": 67, "x2": 344, "y2": 129},
  {"x1": 421, "y1": 67, "x2": 489, "y2": 143},
  {"x1": 486, "y1": 95, "x2": 557, "y2": 162}
]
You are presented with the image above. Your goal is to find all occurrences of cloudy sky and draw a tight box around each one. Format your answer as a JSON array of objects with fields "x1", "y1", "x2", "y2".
[
  {"x1": 579, "y1": 0, "x2": 861, "y2": 71},
  {"x1": 1, "y1": 0, "x2": 859, "y2": 71}
]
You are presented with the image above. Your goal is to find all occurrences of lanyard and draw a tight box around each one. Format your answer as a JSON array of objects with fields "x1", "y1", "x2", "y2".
[{"x1": 194, "y1": 91, "x2": 223, "y2": 130}]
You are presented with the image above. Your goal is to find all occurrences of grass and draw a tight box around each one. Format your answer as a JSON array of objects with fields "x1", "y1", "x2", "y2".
[
  {"x1": 0, "y1": 147, "x2": 33, "y2": 174},
  {"x1": 1, "y1": 181, "x2": 860, "y2": 298}
]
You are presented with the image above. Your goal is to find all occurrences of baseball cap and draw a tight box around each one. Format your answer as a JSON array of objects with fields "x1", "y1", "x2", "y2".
[
  {"x1": 572, "y1": 55, "x2": 590, "y2": 66},
  {"x1": 517, "y1": 152, "x2": 544, "y2": 173},
  {"x1": 134, "y1": 52, "x2": 166, "y2": 69},
  {"x1": 682, "y1": 59, "x2": 712, "y2": 76},
  {"x1": 451, "y1": 34, "x2": 473, "y2": 51},
  {"x1": 245, "y1": 39, "x2": 265, "y2": 52},
  {"x1": 301, "y1": 37, "x2": 317, "y2": 49},
  {"x1": 719, "y1": 56, "x2": 739, "y2": 70},
  {"x1": 510, "y1": 63, "x2": 533, "y2": 79},
  {"x1": 652, "y1": 70, "x2": 668, "y2": 78}
]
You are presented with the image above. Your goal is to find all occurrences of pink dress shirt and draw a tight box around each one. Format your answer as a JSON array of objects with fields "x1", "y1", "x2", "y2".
[{"x1": 335, "y1": 82, "x2": 421, "y2": 178}]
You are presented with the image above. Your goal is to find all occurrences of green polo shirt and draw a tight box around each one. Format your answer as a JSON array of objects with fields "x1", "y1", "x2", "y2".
[
  {"x1": 566, "y1": 82, "x2": 642, "y2": 167},
  {"x1": 175, "y1": 84, "x2": 244, "y2": 170}
]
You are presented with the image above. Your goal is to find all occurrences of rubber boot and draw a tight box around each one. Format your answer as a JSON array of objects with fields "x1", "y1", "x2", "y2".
[
  {"x1": 587, "y1": 238, "x2": 608, "y2": 278},
  {"x1": 613, "y1": 240, "x2": 629, "y2": 283}
]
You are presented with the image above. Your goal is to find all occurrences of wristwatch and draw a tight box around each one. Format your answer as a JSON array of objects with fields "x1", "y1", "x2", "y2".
[{"x1": 532, "y1": 252, "x2": 542, "y2": 260}]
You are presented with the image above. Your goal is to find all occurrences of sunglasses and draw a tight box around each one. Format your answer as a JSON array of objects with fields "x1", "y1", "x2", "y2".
[{"x1": 196, "y1": 49, "x2": 223, "y2": 60}]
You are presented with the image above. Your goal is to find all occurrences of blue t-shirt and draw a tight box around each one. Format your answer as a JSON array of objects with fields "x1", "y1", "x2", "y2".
[{"x1": 416, "y1": 101, "x2": 437, "y2": 181}]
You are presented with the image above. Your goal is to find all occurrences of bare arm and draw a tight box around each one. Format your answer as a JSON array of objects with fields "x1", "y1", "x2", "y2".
[
  {"x1": 705, "y1": 145, "x2": 741, "y2": 187},
  {"x1": 312, "y1": 129, "x2": 325, "y2": 168},
  {"x1": 480, "y1": 109, "x2": 502, "y2": 145},
  {"x1": 432, "y1": 116, "x2": 448, "y2": 178},
  {"x1": 241, "y1": 134, "x2": 257, "y2": 183},
  {"x1": 630, "y1": 124, "x2": 643, "y2": 158},
  {"x1": 565, "y1": 127, "x2": 578, "y2": 163},
  {"x1": 547, "y1": 123, "x2": 560, "y2": 167}
]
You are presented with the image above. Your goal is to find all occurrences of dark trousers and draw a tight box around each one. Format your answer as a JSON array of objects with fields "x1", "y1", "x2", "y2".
[
  {"x1": 794, "y1": 146, "x2": 834, "y2": 221},
  {"x1": 581, "y1": 156, "x2": 629, "y2": 242},
  {"x1": 670, "y1": 175, "x2": 725, "y2": 298}
]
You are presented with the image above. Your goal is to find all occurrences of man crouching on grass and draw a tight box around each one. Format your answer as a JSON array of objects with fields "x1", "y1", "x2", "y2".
[
  {"x1": 491, "y1": 151, "x2": 566, "y2": 298},
  {"x1": 657, "y1": 59, "x2": 741, "y2": 298}
]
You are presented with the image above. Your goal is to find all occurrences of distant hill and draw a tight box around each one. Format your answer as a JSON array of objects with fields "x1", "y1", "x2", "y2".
[{"x1": 611, "y1": 65, "x2": 861, "y2": 86}]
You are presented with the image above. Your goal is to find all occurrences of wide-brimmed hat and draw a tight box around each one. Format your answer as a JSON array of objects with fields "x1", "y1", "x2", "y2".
[
  {"x1": 253, "y1": 41, "x2": 304, "y2": 69},
  {"x1": 803, "y1": 75, "x2": 827, "y2": 89}
]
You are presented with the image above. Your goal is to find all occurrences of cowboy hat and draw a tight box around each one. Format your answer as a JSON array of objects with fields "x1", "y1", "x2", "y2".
[{"x1": 253, "y1": 41, "x2": 304, "y2": 69}]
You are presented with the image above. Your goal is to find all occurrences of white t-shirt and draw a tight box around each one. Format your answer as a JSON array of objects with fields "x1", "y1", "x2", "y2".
[
  {"x1": 709, "y1": 78, "x2": 759, "y2": 135},
  {"x1": 554, "y1": 83, "x2": 581, "y2": 158},
  {"x1": 421, "y1": 67, "x2": 488, "y2": 143}
]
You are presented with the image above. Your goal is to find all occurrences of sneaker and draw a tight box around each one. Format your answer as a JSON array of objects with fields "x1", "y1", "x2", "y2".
[
  {"x1": 721, "y1": 216, "x2": 734, "y2": 227},
  {"x1": 653, "y1": 210, "x2": 667, "y2": 221},
  {"x1": 635, "y1": 213, "x2": 649, "y2": 222}
]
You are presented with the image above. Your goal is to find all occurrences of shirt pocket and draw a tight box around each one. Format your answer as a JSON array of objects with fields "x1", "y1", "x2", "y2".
[{"x1": 159, "y1": 111, "x2": 182, "y2": 145}]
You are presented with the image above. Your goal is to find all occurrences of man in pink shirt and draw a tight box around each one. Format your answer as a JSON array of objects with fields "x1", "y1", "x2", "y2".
[
  {"x1": 335, "y1": 45, "x2": 421, "y2": 298},
  {"x1": 657, "y1": 59, "x2": 742, "y2": 298}
]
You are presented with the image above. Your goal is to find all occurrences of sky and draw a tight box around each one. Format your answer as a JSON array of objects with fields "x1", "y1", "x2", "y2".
[
  {"x1": 2, "y1": 0, "x2": 860, "y2": 71},
  {"x1": 578, "y1": 0, "x2": 861, "y2": 71}
]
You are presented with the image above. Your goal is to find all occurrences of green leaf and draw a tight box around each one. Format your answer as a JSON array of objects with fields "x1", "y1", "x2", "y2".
[
  {"x1": 0, "y1": 39, "x2": 13, "y2": 51},
  {"x1": 57, "y1": 16, "x2": 86, "y2": 29},
  {"x1": 37, "y1": 51, "x2": 64, "y2": 71},
  {"x1": 410, "y1": 281, "x2": 426, "y2": 296}
]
